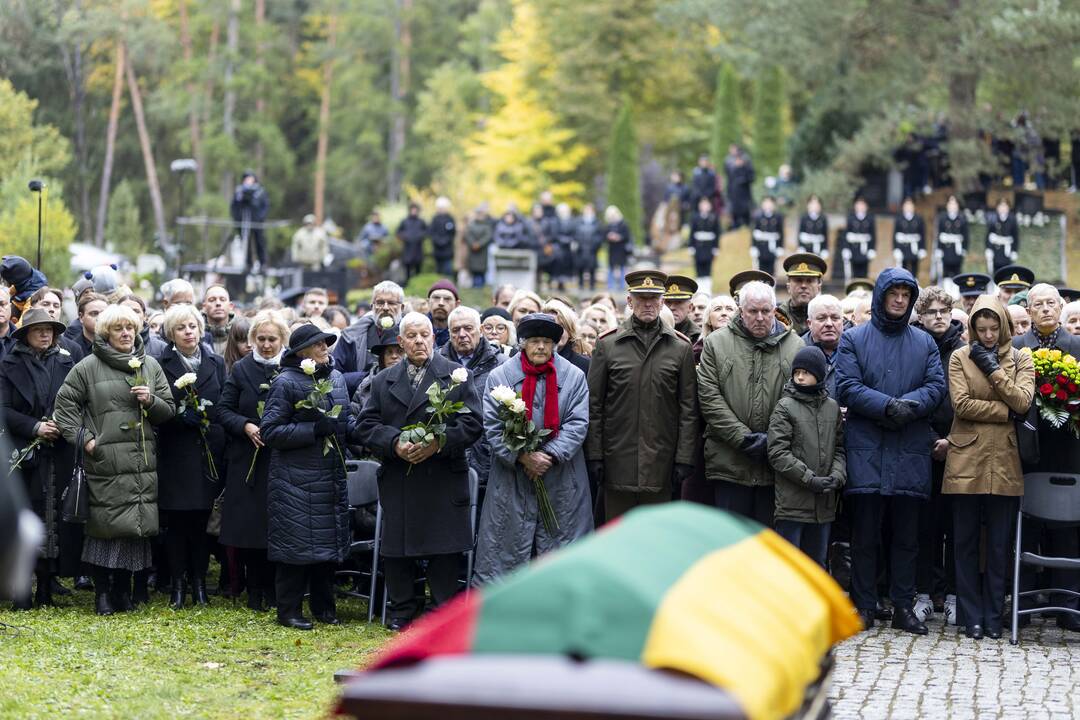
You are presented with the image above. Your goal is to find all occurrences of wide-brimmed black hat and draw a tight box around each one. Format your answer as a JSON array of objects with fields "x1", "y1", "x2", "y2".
[
  {"x1": 13, "y1": 307, "x2": 65, "y2": 342},
  {"x1": 284, "y1": 322, "x2": 337, "y2": 357},
  {"x1": 516, "y1": 313, "x2": 563, "y2": 342}
]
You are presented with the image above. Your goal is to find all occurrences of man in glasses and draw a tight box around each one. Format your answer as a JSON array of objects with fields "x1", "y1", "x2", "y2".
[{"x1": 333, "y1": 280, "x2": 405, "y2": 394}]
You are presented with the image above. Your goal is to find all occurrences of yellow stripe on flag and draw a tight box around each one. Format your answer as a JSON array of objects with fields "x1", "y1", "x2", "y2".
[{"x1": 641, "y1": 529, "x2": 861, "y2": 720}]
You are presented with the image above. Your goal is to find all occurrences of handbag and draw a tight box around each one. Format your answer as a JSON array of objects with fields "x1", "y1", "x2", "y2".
[
  {"x1": 61, "y1": 428, "x2": 90, "y2": 524},
  {"x1": 206, "y1": 489, "x2": 226, "y2": 536},
  {"x1": 1012, "y1": 348, "x2": 1040, "y2": 466}
]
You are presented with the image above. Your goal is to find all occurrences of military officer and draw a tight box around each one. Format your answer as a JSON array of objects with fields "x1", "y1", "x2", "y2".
[
  {"x1": 797, "y1": 195, "x2": 829, "y2": 259},
  {"x1": 777, "y1": 253, "x2": 826, "y2": 337},
  {"x1": 952, "y1": 272, "x2": 991, "y2": 314},
  {"x1": 985, "y1": 198, "x2": 1020, "y2": 275},
  {"x1": 994, "y1": 264, "x2": 1034, "y2": 306},
  {"x1": 840, "y1": 196, "x2": 876, "y2": 281},
  {"x1": 730, "y1": 270, "x2": 776, "y2": 301},
  {"x1": 892, "y1": 197, "x2": 926, "y2": 277},
  {"x1": 935, "y1": 194, "x2": 968, "y2": 282},
  {"x1": 750, "y1": 196, "x2": 785, "y2": 276},
  {"x1": 664, "y1": 275, "x2": 702, "y2": 344}
]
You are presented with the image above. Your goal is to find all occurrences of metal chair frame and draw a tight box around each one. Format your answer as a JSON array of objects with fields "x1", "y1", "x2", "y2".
[{"x1": 335, "y1": 459, "x2": 384, "y2": 623}]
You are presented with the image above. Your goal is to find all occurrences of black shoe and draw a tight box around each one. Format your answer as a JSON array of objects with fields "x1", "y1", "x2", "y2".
[
  {"x1": 964, "y1": 624, "x2": 983, "y2": 639},
  {"x1": 856, "y1": 608, "x2": 876, "y2": 631},
  {"x1": 386, "y1": 617, "x2": 410, "y2": 632},
  {"x1": 891, "y1": 606, "x2": 929, "y2": 635},
  {"x1": 95, "y1": 592, "x2": 115, "y2": 616},
  {"x1": 169, "y1": 583, "x2": 186, "y2": 610},
  {"x1": 1057, "y1": 613, "x2": 1080, "y2": 632},
  {"x1": 985, "y1": 625, "x2": 1002, "y2": 639},
  {"x1": 50, "y1": 577, "x2": 72, "y2": 596},
  {"x1": 874, "y1": 600, "x2": 893, "y2": 621},
  {"x1": 132, "y1": 578, "x2": 150, "y2": 607},
  {"x1": 74, "y1": 575, "x2": 94, "y2": 591},
  {"x1": 191, "y1": 580, "x2": 210, "y2": 607},
  {"x1": 246, "y1": 590, "x2": 264, "y2": 612},
  {"x1": 112, "y1": 591, "x2": 134, "y2": 613},
  {"x1": 278, "y1": 615, "x2": 313, "y2": 630},
  {"x1": 35, "y1": 575, "x2": 55, "y2": 607},
  {"x1": 314, "y1": 612, "x2": 341, "y2": 625},
  {"x1": 931, "y1": 593, "x2": 945, "y2": 614},
  {"x1": 11, "y1": 594, "x2": 32, "y2": 611}
]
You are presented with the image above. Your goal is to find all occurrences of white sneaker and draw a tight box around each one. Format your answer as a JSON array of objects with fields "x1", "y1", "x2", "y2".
[
  {"x1": 913, "y1": 593, "x2": 934, "y2": 622},
  {"x1": 944, "y1": 594, "x2": 957, "y2": 626}
]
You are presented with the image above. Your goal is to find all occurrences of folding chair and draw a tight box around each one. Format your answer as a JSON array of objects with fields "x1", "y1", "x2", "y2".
[
  {"x1": 1010, "y1": 472, "x2": 1080, "y2": 644},
  {"x1": 334, "y1": 459, "x2": 383, "y2": 623}
]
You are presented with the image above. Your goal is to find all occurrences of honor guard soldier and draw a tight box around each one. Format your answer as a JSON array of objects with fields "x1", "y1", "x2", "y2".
[
  {"x1": 952, "y1": 272, "x2": 991, "y2": 314},
  {"x1": 934, "y1": 194, "x2": 969, "y2": 282},
  {"x1": 797, "y1": 194, "x2": 829, "y2": 259},
  {"x1": 750, "y1": 196, "x2": 785, "y2": 276},
  {"x1": 778, "y1": 253, "x2": 827, "y2": 337},
  {"x1": 689, "y1": 198, "x2": 721, "y2": 281},
  {"x1": 892, "y1": 197, "x2": 926, "y2": 277},
  {"x1": 840, "y1": 196, "x2": 876, "y2": 281},
  {"x1": 664, "y1": 275, "x2": 702, "y2": 344},
  {"x1": 993, "y1": 264, "x2": 1034, "y2": 306},
  {"x1": 985, "y1": 198, "x2": 1019, "y2": 274}
]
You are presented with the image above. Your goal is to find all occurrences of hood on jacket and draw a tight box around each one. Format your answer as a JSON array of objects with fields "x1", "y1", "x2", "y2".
[
  {"x1": 870, "y1": 267, "x2": 919, "y2": 334},
  {"x1": 968, "y1": 294, "x2": 1014, "y2": 350}
]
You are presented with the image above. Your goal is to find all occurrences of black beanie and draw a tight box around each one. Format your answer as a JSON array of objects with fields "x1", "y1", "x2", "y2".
[{"x1": 792, "y1": 346, "x2": 828, "y2": 384}]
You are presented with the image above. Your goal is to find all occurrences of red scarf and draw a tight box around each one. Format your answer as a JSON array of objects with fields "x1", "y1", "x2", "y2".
[{"x1": 520, "y1": 352, "x2": 559, "y2": 438}]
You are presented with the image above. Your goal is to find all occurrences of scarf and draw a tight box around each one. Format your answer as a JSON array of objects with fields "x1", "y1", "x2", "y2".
[
  {"x1": 1036, "y1": 326, "x2": 1061, "y2": 350},
  {"x1": 251, "y1": 349, "x2": 283, "y2": 367},
  {"x1": 520, "y1": 351, "x2": 559, "y2": 438},
  {"x1": 177, "y1": 344, "x2": 202, "y2": 373}
]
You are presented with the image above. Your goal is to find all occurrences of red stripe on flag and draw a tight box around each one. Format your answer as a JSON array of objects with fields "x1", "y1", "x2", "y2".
[{"x1": 367, "y1": 591, "x2": 481, "y2": 671}]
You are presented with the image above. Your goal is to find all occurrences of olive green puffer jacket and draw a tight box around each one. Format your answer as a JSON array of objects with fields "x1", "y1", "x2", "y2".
[{"x1": 54, "y1": 337, "x2": 175, "y2": 539}]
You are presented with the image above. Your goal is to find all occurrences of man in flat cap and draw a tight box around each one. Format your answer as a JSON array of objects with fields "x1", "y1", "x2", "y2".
[
  {"x1": 778, "y1": 253, "x2": 827, "y2": 336},
  {"x1": 663, "y1": 274, "x2": 702, "y2": 343},
  {"x1": 586, "y1": 269, "x2": 698, "y2": 520}
]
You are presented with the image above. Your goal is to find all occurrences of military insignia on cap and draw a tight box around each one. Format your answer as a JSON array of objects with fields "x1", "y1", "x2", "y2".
[
  {"x1": 966, "y1": 277, "x2": 975, "y2": 287},
  {"x1": 796, "y1": 263, "x2": 809, "y2": 272},
  {"x1": 668, "y1": 284, "x2": 680, "y2": 294},
  {"x1": 642, "y1": 277, "x2": 655, "y2": 287},
  {"x1": 1010, "y1": 274, "x2": 1020, "y2": 284}
]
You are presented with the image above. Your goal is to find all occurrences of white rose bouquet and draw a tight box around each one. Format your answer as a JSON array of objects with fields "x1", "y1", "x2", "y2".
[
  {"x1": 175, "y1": 372, "x2": 219, "y2": 480},
  {"x1": 398, "y1": 367, "x2": 471, "y2": 474},
  {"x1": 489, "y1": 384, "x2": 559, "y2": 533},
  {"x1": 294, "y1": 358, "x2": 346, "y2": 469}
]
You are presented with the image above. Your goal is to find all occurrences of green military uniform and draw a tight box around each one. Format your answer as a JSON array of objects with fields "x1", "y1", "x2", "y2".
[
  {"x1": 778, "y1": 253, "x2": 827, "y2": 337},
  {"x1": 664, "y1": 274, "x2": 702, "y2": 344},
  {"x1": 586, "y1": 269, "x2": 698, "y2": 520}
]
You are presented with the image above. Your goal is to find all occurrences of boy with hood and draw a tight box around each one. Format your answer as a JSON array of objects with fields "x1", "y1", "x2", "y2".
[
  {"x1": 767, "y1": 346, "x2": 846, "y2": 567},
  {"x1": 836, "y1": 267, "x2": 946, "y2": 634}
]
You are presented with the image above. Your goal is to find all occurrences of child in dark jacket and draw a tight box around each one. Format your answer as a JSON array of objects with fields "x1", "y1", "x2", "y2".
[{"x1": 767, "y1": 346, "x2": 846, "y2": 567}]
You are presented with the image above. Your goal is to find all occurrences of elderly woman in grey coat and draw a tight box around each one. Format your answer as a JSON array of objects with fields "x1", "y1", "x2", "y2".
[{"x1": 473, "y1": 313, "x2": 593, "y2": 586}]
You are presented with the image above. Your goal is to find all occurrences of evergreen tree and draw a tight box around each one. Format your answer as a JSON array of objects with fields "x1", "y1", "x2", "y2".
[
  {"x1": 752, "y1": 65, "x2": 785, "y2": 176},
  {"x1": 606, "y1": 100, "x2": 642, "y2": 238},
  {"x1": 105, "y1": 181, "x2": 146, "y2": 258},
  {"x1": 710, "y1": 63, "x2": 743, "y2": 164}
]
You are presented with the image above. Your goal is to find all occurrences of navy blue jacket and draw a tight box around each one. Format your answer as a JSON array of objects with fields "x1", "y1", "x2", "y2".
[
  {"x1": 836, "y1": 268, "x2": 945, "y2": 498},
  {"x1": 261, "y1": 358, "x2": 351, "y2": 565}
]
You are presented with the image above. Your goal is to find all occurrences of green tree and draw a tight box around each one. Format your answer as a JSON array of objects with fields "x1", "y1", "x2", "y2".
[
  {"x1": 710, "y1": 63, "x2": 742, "y2": 164},
  {"x1": 105, "y1": 181, "x2": 146, "y2": 258},
  {"x1": 606, "y1": 100, "x2": 642, "y2": 237},
  {"x1": 751, "y1": 65, "x2": 785, "y2": 176}
]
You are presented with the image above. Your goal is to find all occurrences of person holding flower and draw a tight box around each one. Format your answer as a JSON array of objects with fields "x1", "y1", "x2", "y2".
[
  {"x1": 218, "y1": 310, "x2": 289, "y2": 612},
  {"x1": 473, "y1": 313, "x2": 593, "y2": 586},
  {"x1": 1013, "y1": 283, "x2": 1080, "y2": 628},
  {"x1": 352, "y1": 312, "x2": 482, "y2": 632},
  {"x1": 261, "y1": 324, "x2": 351, "y2": 630},
  {"x1": 156, "y1": 304, "x2": 227, "y2": 609},
  {"x1": 0, "y1": 308, "x2": 77, "y2": 609},
  {"x1": 944, "y1": 295, "x2": 1034, "y2": 639},
  {"x1": 54, "y1": 304, "x2": 175, "y2": 616}
]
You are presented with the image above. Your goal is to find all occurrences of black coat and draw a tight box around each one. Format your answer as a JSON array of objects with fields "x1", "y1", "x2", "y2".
[
  {"x1": 841, "y1": 213, "x2": 876, "y2": 258},
  {"x1": 351, "y1": 352, "x2": 483, "y2": 557},
  {"x1": 559, "y1": 343, "x2": 591, "y2": 376},
  {"x1": 0, "y1": 342, "x2": 76, "y2": 562},
  {"x1": 548, "y1": 217, "x2": 576, "y2": 278},
  {"x1": 986, "y1": 212, "x2": 1020, "y2": 261},
  {"x1": 574, "y1": 217, "x2": 602, "y2": 271},
  {"x1": 429, "y1": 212, "x2": 457, "y2": 261},
  {"x1": 156, "y1": 346, "x2": 227, "y2": 512},
  {"x1": 691, "y1": 212, "x2": 722, "y2": 255},
  {"x1": 217, "y1": 354, "x2": 278, "y2": 549},
  {"x1": 936, "y1": 213, "x2": 969, "y2": 265},
  {"x1": 604, "y1": 221, "x2": 633, "y2": 268},
  {"x1": 797, "y1": 214, "x2": 829, "y2": 256},
  {"x1": 726, "y1": 162, "x2": 755, "y2": 213},
  {"x1": 750, "y1": 212, "x2": 782, "y2": 260},
  {"x1": 893, "y1": 214, "x2": 926, "y2": 261},
  {"x1": 397, "y1": 215, "x2": 429, "y2": 266},
  {"x1": 261, "y1": 360, "x2": 351, "y2": 565},
  {"x1": 1013, "y1": 329, "x2": 1080, "y2": 473},
  {"x1": 440, "y1": 337, "x2": 508, "y2": 488}
]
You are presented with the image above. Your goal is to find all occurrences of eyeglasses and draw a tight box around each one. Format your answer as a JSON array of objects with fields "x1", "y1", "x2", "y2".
[
  {"x1": 920, "y1": 308, "x2": 950, "y2": 317},
  {"x1": 373, "y1": 299, "x2": 401, "y2": 309}
]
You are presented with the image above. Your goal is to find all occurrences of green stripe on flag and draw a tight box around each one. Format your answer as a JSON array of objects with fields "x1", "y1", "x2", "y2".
[{"x1": 472, "y1": 503, "x2": 761, "y2": 660}]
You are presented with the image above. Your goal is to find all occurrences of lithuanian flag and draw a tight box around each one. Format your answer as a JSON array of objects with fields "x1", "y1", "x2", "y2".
[{"x1": 363, "y1": 503, "x2": 861, "y2": 720}]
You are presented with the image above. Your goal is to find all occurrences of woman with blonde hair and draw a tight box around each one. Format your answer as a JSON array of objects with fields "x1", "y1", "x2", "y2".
[
  {"x1": 541, "y1": 300, "x2": 590, "y2": 375},
  {"x1": 507, "y1": 289, "x2": 543, "y2": 324},
  {"x1": 581, "y1": 303, "x2": 619, "y2": 336}
]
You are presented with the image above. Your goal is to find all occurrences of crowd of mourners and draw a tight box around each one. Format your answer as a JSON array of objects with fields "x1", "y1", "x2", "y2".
[{"x1": 3, "y1": 181, "x2": 1080, "y2": 641}]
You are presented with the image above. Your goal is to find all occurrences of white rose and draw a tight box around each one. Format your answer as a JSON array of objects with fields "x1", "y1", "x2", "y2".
[
  {"x1": 379, "y1": 316, "x2": 394, "y2": 329},
  {"x1": 174, "y1": 372, "x2": 198, "y2": 389},
  {"x1": 128, "y1": 358, "x2": 142, "y2": 370},
  {"x1": 490, "y1": 385, "x2": 515, "y2": 405},
  {"x1": 510, "y1": 398, "x2": 527, "y2": 414},
  {"x1": 300, "y1": 358, "x2": 317, "y2": 375},
  {"x1": 451, "y1": 367, "x2": 469, "y2": 384}
]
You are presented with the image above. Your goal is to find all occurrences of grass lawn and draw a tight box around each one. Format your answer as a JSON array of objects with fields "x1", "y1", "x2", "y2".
[{"x1": 0, "y1": 584, "x2": 391, "y2": 719}]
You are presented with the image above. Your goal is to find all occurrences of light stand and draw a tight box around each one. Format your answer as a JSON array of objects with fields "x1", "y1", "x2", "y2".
[
  {"x1": 170, "y1": 159, "x2": 198, "y2": 275},
  {"x1": 28, "y1": 180, "x2": 45, "y2": 269}
]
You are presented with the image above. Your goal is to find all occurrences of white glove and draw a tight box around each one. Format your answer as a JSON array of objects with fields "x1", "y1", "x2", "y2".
[
  {"x1": 934, "y1": 249, "x2": 943, "y2": 259},
  {"x1": 841, "y1": 248, "x2": 852, "y2": 261},
  {"x1": 867, "y1": 249, "x2": 877, "y2": 260},
  {"x1": 1010, "y1": 251, "x2": 1019, "y2": 261},
  {"x1": 749, "y1": 246, "x2": 759, "y2": 259},
  {"x1": 984, "y1": 248, "x2": 995, "y2": 273},
  {"x1": 821, "y1": 249, "x2": 829, "y2": 261},
  {"x1": 892, "y1": 248, "x2": 904, "y2": 266},
  {"x1": 918, "y1": 249, "x2": 927, "y2": 260}
]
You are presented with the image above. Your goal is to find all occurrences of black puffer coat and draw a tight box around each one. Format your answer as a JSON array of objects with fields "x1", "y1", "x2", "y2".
[
  {"x1": 261, "y1": 357, "x2": 351, "y2": 565},
  {"x1": 156, "y1": 345, "x2": 227, "y2": 512}
]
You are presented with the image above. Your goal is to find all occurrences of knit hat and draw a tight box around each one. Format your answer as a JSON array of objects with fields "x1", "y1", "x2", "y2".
[
  {"x1": 428, "y1": 279, "x2": 459, "y2": 301},
  {"x1": 481, "y1": 307, "x2": 512, "y2": 323},
  {"x1": 792, "y1": 346, "x2": 828, "y2": 384}
]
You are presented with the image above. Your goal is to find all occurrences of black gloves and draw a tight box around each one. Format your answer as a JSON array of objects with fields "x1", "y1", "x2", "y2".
[
  {"x1": 313, "y1": 415, "x2": 336, "y2": 437},
  {"x1": 807, "y1": 475, "x2": 842, "y2": 493},
  {"x1": 179, "y1": 407, "x2": 201, "y2": 427},
  {"x1": 587, "y1": 461, "x2": 605, "y2": 486},
  {"x1": 740, "y1": 433, "x2": 768, "y2": 461},
  {"x1": 673, "y1": 463, "x2": 695, "y2": 486},
  {"x1": 885, "y1": 399, "x2": 919, "y2": 427},
  {"x1": 969, "y1": 342, "x2": 1001, "y2": 375}
]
